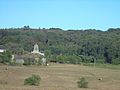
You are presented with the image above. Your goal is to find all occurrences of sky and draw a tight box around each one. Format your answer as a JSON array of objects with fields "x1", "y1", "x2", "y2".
[{"x1": 0, "y1": 0, "x2": 120, "y2": 30}]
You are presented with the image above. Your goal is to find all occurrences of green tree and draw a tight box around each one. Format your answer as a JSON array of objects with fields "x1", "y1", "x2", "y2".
[{"x1": 0, "y1": 50, "x2": 12, "y2": 64}]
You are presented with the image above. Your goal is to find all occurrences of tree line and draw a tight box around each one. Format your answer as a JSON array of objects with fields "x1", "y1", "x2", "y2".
[{"x1": 0, "y1": 27, "x2": 120, "y2": 65}]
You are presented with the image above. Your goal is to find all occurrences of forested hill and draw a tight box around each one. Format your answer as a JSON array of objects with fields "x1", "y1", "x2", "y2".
[{"x1": 0, "y1": 27, "x2": 120, "y2": 64}]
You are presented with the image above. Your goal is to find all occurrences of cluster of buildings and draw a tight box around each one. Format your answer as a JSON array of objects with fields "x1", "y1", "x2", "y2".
[{"x1": 0, "y1": 44, "x2": 46, "y2": 65}]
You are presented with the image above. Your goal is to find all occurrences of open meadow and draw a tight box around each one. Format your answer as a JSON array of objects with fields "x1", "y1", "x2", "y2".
[{"x1": 0, "y1": 64, "x2": 120, "y2": 90}]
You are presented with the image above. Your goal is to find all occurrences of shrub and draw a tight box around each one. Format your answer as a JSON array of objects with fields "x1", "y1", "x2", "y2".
[
  {"x1": 77, "y1": 77, "x2": 88, "y2": 88},
  {"x1": 0, "y1": 50, "x2": 12, "y2": 64},
  {"x1": 24, "y1": 74, "x2": 41, "y2": 86},
  {"x1": 112, "y1": 58, "x2": 120, "y2": 65}
]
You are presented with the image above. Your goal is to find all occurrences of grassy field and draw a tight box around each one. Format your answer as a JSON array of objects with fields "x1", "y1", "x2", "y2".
[{"x1": 0, "y1": 64, "x2": 120, "y2": 90}]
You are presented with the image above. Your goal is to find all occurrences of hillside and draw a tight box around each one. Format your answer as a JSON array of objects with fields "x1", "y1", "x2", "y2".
[{"x1": 0, "y1": 27, "x2": 120, "y2": 64}]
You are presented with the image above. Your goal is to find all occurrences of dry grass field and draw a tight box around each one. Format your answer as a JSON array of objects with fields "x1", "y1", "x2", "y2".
[{"x1": 0, "y1": 64, "x2": 120, "y2": 90}]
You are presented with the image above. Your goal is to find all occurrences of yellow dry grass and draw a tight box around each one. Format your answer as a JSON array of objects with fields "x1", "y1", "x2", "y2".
[{"x1": 0, "y1": 64, "x2": 120, "y2": 90}]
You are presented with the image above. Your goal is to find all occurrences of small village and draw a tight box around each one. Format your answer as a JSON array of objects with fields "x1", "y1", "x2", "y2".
[{"x1": 0, "y1": 43, "x2": 47, "y2": 66}]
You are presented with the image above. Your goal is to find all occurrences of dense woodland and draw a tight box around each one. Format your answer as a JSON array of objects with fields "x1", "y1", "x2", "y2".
[{"x1": 0, "y1": 26, "x2": 120, "y2": 65}]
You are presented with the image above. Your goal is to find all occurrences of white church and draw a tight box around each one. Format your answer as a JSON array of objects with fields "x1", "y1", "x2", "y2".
[{"x1": 31, "y1": 43, "x2": 45, "y2": 56}]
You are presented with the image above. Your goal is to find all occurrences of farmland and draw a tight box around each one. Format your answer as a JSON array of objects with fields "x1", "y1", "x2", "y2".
[{"x1": 0, "y1": 64, "x2": 120, "y2": 90}]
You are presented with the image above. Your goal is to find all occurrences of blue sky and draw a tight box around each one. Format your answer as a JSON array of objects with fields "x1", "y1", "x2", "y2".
[{"x1": 0, "y1": 0, "x2": 120, "y2": 30}]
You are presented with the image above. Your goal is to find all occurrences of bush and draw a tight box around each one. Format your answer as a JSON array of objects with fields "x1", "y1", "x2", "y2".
[
  {"x1": 112, "y1": 58, "x2": 120, "y2": 65},
  {"x1": 0, "y1": 50, "x2": 12, "y2": 64},
  {"x1": 77, "y1": 77, "x2": 88, "y2": 88},
  {"x1": 24, "y1": 74, "x2": 41, "y2": 86},
  {"x1": 56, "y1": 55, "x2": 82, "y2": 64}
]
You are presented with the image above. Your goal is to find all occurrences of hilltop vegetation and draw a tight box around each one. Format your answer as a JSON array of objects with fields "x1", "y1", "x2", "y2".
[{"x1": 0, "y1": 26, "x2": 120, "y2": 64}]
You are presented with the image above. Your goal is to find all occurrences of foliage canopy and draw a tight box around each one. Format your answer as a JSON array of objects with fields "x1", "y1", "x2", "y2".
[{"x1": 0, "y1": 27, "x2": 120, "y2": 64}]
